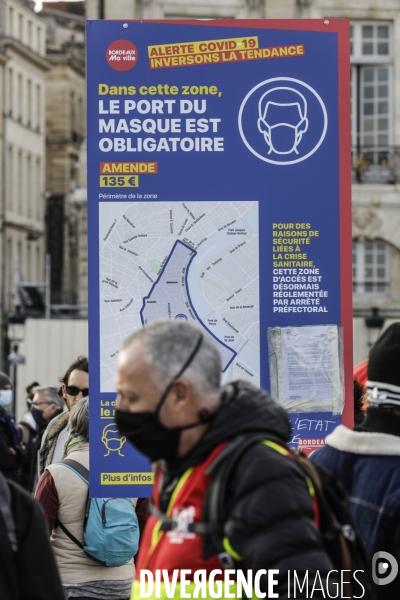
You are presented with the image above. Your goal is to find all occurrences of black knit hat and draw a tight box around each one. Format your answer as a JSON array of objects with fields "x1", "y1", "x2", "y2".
[
  {"x1": 367, "y1": 323, "x2": 400, "y2": 406},
  {"x1": 0, "y1": 372, "x2": 12, "y2": 390}
]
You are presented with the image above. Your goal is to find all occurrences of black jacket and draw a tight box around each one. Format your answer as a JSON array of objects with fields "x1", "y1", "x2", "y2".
[
  {"x1": 0, "y1": 409, "x2": 21, "y2": 483},
  {"x1": 18, "y1": 418, "x2": 54, "y2": 493},
  {"x1": 160, "y1": 381, "x2": 333, "y2": 598},
  {"x1": 0, "y1": 474, "x2": 64, "y2": 600}
]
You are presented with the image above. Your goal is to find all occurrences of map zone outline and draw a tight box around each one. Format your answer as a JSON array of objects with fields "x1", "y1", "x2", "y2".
[{"x1": 140, "y1": 239, "x2": 237, "y2": 372}]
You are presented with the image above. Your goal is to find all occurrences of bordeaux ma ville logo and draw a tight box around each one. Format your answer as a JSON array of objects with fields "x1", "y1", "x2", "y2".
[{"x1": 106, "y1": 39, "x2": 138, "y2": 71}]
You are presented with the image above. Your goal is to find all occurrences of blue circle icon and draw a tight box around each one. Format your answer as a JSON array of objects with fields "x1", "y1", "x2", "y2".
[{"x1": 238, "y1": 77, "x2": 328, "y2": 166}]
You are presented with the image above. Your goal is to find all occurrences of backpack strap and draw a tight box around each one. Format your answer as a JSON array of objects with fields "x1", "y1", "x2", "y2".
[
  {"x1": 202, "y1": 433, "x2": 318, "y2": 565},
  {"x1": 56, "y1": 518, "x2": 85, "y2": 550},
  {"x1": 56, "y1": 458, "x2": 92, "y2": 529},
  {"x1": 55, "y1": 518, "x2": 107, "y2": 567},
  {"x1": 54, "y1": 459, "x2": 106, "y2": 566},
  {"x1": 202, "y1": 433, "x2": 283, "y2": 563},
  {"x1": 57, "y1": 458, "x2": 90, "y2": 484},
  {"x1": 0, "y1": 474, "x2": 18, "y2": 552},
  {"x1": 149, "y1": 501, "x2": 211, "y2": 535}
]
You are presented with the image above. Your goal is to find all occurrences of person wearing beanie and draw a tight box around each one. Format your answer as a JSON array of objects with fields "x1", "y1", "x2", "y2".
[
  {"x1": 312, "y1": 322, "x2": 400, "y2": 599},
  {"x1": 0, "y1": 372, "x2": 23, "y2": 484}
]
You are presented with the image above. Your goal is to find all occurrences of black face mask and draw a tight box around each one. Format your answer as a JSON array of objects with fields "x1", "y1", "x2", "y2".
[
  {"x1": 115, "y1": 334, "x2": 213, "y2": 462},
  {"x1": 31, "y1": 406, "x2": 48, "y2": 427}
]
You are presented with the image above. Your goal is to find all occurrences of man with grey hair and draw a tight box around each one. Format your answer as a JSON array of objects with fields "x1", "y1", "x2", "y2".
[
  {"x1": 19, "y1": 386, "x2": 64, "y2": 492},
  {"x1": 115, "y1": 319, "x2": 334, "y2": 599}
]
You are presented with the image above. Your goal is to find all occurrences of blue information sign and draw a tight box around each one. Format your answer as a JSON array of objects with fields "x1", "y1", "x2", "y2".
[{"x1": 87, "y1": 19, "x2": 352, "y2": 497}]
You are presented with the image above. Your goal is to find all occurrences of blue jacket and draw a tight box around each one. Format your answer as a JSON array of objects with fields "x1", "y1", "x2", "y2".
[{"x1": 312, "y1": 417, "x2": 400, "y2": 598}]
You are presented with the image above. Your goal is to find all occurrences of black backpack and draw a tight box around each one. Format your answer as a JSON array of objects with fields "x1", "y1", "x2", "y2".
[
  {"x1": 200, "y1": 434, "x2": 374, "y2": 599},
  {"x1": 150, "y1": 434, "x2": 374, "y2": 598}
]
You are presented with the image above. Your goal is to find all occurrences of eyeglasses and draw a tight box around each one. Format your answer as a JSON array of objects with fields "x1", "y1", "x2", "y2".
[
  {"x1": 31, "y1": 401, "x2": 53, "y2": 408},
  {"x1": 66, "y1": 385, "x2": 89, "y2": 397}
]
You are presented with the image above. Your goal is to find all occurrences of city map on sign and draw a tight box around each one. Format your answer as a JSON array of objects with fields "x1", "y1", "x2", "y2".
[{"x1": 99, "y1": 201, "x2": 260, "y2": 392}]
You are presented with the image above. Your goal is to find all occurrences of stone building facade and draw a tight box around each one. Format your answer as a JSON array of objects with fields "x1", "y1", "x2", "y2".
[
  {"x1": 41, "y1": 4, "x2": 86, "y2": 306},
  {"x1": 44, "y1": 54, "x2": 85, "y2": 305},
  {"x1": 0, "y1": 0, "x2": 49, "y2": 369},
  {"x1": 70, "y1": 138, "x2": 88, "y2": 309},
  {"x1": 86, "y1": 0, "x2": 264, "y2": 20}
]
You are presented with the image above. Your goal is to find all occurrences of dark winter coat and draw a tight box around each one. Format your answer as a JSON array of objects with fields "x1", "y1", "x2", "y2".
[
  {"x1": 0, "y1": 473, "x2": 64, "y2": 600},
  {"x1": 312, "y1": 407, "x2": 400, "y2": 600},
  {"x1": 0, "y1": 409, "x2": 21, "y2": 483},
  {"x1": 159, "y1": 381, "x2": 334, "y2": 598}
]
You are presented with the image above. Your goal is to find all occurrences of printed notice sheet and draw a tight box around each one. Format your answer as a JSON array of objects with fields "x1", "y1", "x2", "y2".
[{"x1": 268, "y1": 325, "x2": 342, "y2": 414}]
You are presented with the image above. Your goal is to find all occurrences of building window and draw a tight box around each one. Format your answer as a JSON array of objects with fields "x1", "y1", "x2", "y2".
[
  {"x1": 352, "y1": 239, "x2": 389, "y2": 294},
  {"x1": 27, "y1": 243, "x2": 31, "y2": 282},
  {"x1": 8, "y1": 7, "x2": 14, "y2": 37},
  {"x1": 7, "y1": 239, "x2": 12, "y2": 308},
  {"x1": 27, "y1": 154, "x2": 32, "y2": 217},
  {"x1": 359, "y1": 66, "x2": 390, "y2": 147},
  {"x1": 19, "y1": 14, "x2": 23, "y2": 41},
  {"x1": 78, "y1": 96, "x2": 84, "y2": 132},
  {"x1": 36, "y1": 157, "x2": 41, "y2": 220},
  {"x1": 7, "y1": 146, "x2": 13, "y2": 210},
  {"x1": 37, "y1": 27, "x2": 41, "y2": 53},
  {"x1": 71, "y1": 91, "x2": 76, "y2": 134},
  {"x1": 17, "y1": 242, "x2": 22, "y2": 287},
  {"x1": 18, "y1": 150, "x2": 23, "y2": 214},
  {"x1": 17, "y1": 74, "x2": 22, "y2": 121},
  {"x1": 8, "y1": 68, "x2": 13, "y2": 116},
  {"x1": 27, "y1": 79, "x2": 32, "y2": 126},
  {"x1": 36, "y1": 245, "x2": 40, "y2": 281},
  {"x1": 28, "y1": 21, "x2": 32, "y2": 48},
  {"x1": 351, "y1": 22, "x2": 392, "y2": 149},
  {"x1": 36, "y1": 84, "x2": 41, "y2": 131}
]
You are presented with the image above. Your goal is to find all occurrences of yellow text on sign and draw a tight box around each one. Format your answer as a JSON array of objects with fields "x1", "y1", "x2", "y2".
[
  {"x1": 148, "y1": 36, "x2": 259, "y2": 57},
  {"x1": 100, "y1": 175, "x2": 139, "y2": 188},
  {"x1": 101, "y1": 472, "x2": 155, "y2": 484}
]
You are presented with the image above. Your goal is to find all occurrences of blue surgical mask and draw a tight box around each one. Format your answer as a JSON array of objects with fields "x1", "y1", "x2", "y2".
[{"x1": 0, "y1": 390, "x2": 13, "y2": 407}]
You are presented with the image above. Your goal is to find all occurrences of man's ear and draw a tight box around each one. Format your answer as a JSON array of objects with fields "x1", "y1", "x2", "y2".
[{"x1": 174, "y1": 379, "x2": 190, "y2": 404}]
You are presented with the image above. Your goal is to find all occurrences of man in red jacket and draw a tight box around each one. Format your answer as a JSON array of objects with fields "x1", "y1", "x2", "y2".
[{"x1": 115, "y1": 319, "x2": 335, "y2": 599}]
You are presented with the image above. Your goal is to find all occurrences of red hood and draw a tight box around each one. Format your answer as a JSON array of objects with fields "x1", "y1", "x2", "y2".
[{"x1": 354, "y1": 358, "x2": 368, "y2": 387}]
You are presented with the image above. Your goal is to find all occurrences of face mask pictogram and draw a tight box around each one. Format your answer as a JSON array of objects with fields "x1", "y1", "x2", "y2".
[
  {"x1": 102, "y1": 423, "x2": 127, "y2": 457},
  {"x1": 238, "y1": 76, "x2": 328, "y2": 166},
  {"x1": 257, "y1": 88, "x2": 309, "y2": 155}
]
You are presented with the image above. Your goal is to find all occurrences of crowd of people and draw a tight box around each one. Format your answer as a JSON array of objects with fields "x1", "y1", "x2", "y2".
[{"x1": 0, "y1": 319, "x2": 400, "y2": 599}]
